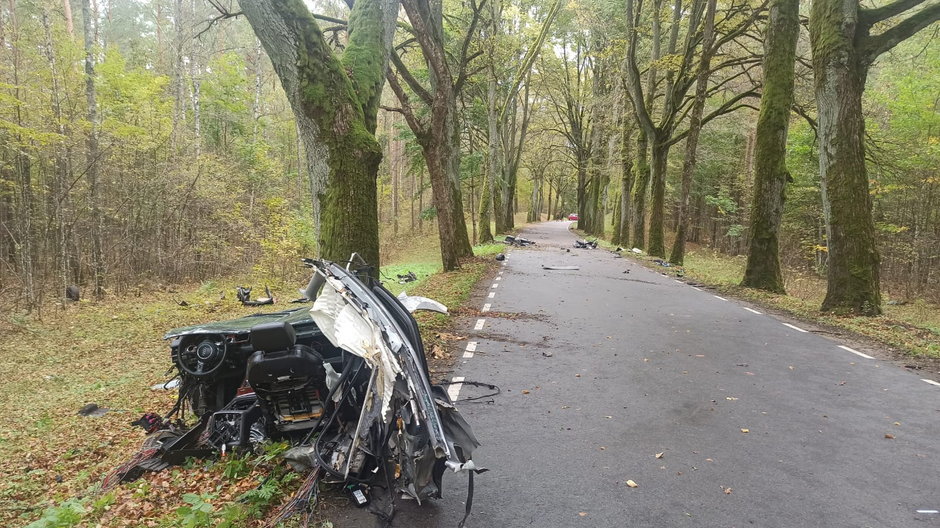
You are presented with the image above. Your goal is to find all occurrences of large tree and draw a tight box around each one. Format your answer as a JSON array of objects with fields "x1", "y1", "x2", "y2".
[
  {"x1": 739, "y1": 0, "x2": 799, "y2": 290},
  {"x1": 238, "y1": 0, "x2": 399, "y2": 270},
  {"x1": 809, "y1": 0, "x2": 940, "y2": 314},
  {"x1": 386, "y1": 0, "x2": 484, "y2": 270}
]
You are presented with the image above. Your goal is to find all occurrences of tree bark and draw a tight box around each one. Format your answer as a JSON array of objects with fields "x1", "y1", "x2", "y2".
[
  {"x1": 741, "y1": 0, "x2": 798, "y2": 291},
  {"x1": 239, "y1": 0, "x2": 398, "y2": 271},
  {"x1": 82, "y1": 0, "x2": 104, "y2": 297},
  {"x1": 670, "y1": 0, "x2": 718, "y2": 265},
  {"x1": 631, "y1": 130, "x2": 650, "y2": 248},
  {"x1": 810, "y1": 0, "x2": 880, "y2": 314}
]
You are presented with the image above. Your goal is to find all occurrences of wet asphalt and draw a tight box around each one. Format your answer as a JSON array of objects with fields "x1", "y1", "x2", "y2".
[{"x1": 333, "y1": 220, "x2": 940, "y2": 528}]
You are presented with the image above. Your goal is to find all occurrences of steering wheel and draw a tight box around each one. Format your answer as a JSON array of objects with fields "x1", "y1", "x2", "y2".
[{"x1": 176, "y1": 335, "x2": 228, "y2": 377}]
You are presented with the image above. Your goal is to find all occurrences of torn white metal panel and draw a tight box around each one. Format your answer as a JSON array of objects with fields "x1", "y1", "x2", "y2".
[
  {"x1": 397, "y1": 292, "x2": 448, "y2": 314},
  {"x1": 311, "y1": 275, "x2": 402, "y2": 420}
]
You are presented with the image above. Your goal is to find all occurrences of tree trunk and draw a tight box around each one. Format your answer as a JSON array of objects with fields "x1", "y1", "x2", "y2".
[
  {"x1": 631, "y1": 130, "x2": 650, "y2": 248},
  {"x1": 647, "y1": 136, "x2": 670, "y2": 257},
  {"x1": 82, "y1": 0, "x2": 104, "y2": 297},
  {"x1": 810, "y1": 0, "x2": 881, "y2": 314},
  {"x1": 741, "y1": 0, "x2": 798, "y2": 291},
  {"x1": 670, "y1": 0, "x2": 717, "y2": 266},
  {"x1": 240, "y1": 0, "x2": 398, "y2": 271}
]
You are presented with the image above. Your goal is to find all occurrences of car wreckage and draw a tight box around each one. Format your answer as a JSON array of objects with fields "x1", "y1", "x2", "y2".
[{"x1": 104, "y1": 256, "x2": 483, "y2": 526}]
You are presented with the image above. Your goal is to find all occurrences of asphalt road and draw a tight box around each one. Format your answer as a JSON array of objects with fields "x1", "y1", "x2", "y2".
[{"x1": 334, "y1": 220, "x2": 940, "y2": 527}]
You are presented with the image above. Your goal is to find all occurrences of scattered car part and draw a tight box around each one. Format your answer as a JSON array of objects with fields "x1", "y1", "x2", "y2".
[
  {"x1": 236, "y1": 285, "x2": 275, "y2": 306},
  {"x1": 574, "y1": 239, "x2": 598, "y2": 249},
  {"x1": 397, "y1": 271, "x2": 418, "y2": 284},
  {"x1": 541, "y1": 265, "x2": 580, "y2": 271},
  {"x1": 504, "y1": 235, "x2": 535, "y2": 247}
]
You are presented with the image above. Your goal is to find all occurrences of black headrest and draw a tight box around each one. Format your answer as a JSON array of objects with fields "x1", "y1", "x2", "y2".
[{"x1": 249, "y1": 321, "x2": 297, "y2": 351}]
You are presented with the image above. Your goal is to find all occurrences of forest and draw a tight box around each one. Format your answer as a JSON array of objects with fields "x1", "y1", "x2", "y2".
[
  {"x1": 0, "y1": 0, "x2": 938, "y2": 315},
  {"x1": 3, "y1": 0, "x2": 940, "y2": 526}
]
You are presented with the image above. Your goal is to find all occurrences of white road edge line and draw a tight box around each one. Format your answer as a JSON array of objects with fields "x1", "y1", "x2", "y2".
[
  {"x1": 447, "y1": 376, "x2": 465, "y2": 401},
  {"x1": 488, "y1": 291, "x2": 496, "y2": 299},
  {"x1": 491, "y1": 283, "x2": 499, "y2": 289},
  {"x1": 782, "y1": 322, "x2": 808, "y2": 333},
  {"x1": 692, "y1": 287, "x2": 702, "y2": 291},
  {"x1": 495, "y1": 276, "x2": 501, "y2": 281},
  {"x1": 916, "y1": 510, "x2": 940, "y2": 514},
  {"x1": 482, "y1": 303, "x2": 491, "y2": 313},
  {"x1": 921, "y1": 379, "x2": 940, "y2": 387},
  {"x1": 839, "y1": 345, "x2": 873, "y2": 359},
  {"x1": 474, "y1": 319, "x2": 485, "y2": 330},
  {"x1": 465, "y1": 341, "x2": 477, "y2": 352},
  {"x1": 743, "y1": 307, "x2": 762, "y2": 314},
  {"x1": 714, "y1": 295, "x2": 727, "y2": 301}
]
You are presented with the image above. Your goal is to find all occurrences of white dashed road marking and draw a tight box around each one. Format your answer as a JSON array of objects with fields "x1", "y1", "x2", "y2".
[
  {"x1": 714, "y1": 295, "x2": 727, "y2": 301},
  {"x1": 488, "y1": 291, "x2": 496, "y2": 299},
  {"x1": 922, "y1": 379, "x2": 940, "y2": 387},
  {"x1": 482, "y1": 303, "x2": 491, "y2": 313},
  {"x1": 495, "y1": 276, "x2": 501, "y2": 281},
  {"x1": 743, "y1": 307, "x2": 762, "y2": 315},
  {"x1": 692, "y1": 287, "x2": 702, "y2": 291},
  {"x1": 474, "y1": 319, "x2": 485, "y2": 330},
  {"x1": 491, "y1": 283, "x2": 499, "y2": 289},
  {"x1": 782, "y1": 323, "x2": 808, "y2": 333},
  {"x1": 448, "y1": 376, "x2": 465, "y2": 401},
  {"x1": 463, "y1": 341, "x2": 477, "y2": 358},
  {"x1": 839, "y1": 345, "x2": 873, "y2": 359}
]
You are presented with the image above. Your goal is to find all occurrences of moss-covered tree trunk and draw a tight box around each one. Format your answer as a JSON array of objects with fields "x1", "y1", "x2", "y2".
[
  {"x1": 631, "y1": 130, "x2": 650, "y2": 249},
  {"x1": 647, "y1": 137, "x2": 670, "y2": 257},
  {"x1": 488, "y1": 76, "x2": 508, "y2": 235},
  {"x1": 239, "y1": 0, "x2": 398, "y2": 271},
  {"x1": 810, "y1": 0, "x2": 880, "y2": 314},
  {"x1": 808, "y1": 0, "x2": 940, "y2": 314},
  {"x1": 617, "y1": 119, "x2": 635, "y2": 247},
  {"x1": 741, "y1": 0, "x2": 798, "y2": 292},
  {"x1": 671, "y1": 0, "x2": 718, "y2": 266}
]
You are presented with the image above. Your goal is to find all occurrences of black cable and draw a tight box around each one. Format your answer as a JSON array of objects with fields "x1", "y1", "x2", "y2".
[{"x1": 437, "y1": 380, "x2": 501, "y2": 403}]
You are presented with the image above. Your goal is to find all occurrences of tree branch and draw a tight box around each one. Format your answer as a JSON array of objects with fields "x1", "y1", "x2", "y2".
[
  {"x1": 386, "y1": 70, "x2": 427, "y2": 136},
  {"x1": 389, "y1": 51, "x2": 433, "y2": 105},
  {"x1": 863, "y1": 2, "x2": 940, "y2": 63},
  {"x1": 860, "y1": 0, "x2": 928, "y2": 25}
]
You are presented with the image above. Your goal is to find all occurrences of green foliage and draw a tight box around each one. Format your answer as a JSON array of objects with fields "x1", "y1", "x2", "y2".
[
  {"x1": 172, "y1": 493, "x2": 217, "y2": 528},
  {"x1": 25, "y1": 499, "x2": 86, "y2": 528}
]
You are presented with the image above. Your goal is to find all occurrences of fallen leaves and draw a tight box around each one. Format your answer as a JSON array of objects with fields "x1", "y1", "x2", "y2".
[
  {"x1": 885, "y1": 433, "x2": 895, "y2": 439},
  {"x1": 626, "y1": 480, "x2": 639, "y2": 488},
  {"x1": 722, "y1": 486, "x2": 733, "y2": 495},
  {"x1": 740, "y1": 428, "x2": 750, "y2": 434},
  {"x1": 655, "y1": 452, "x2": 664, "y2": 459}
]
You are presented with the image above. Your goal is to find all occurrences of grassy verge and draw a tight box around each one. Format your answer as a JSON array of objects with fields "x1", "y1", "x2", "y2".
[
  {"x1": 4, "y1": 239, "x2": 503, "y2": 527},
  {"x1": 611, "y1": 239, "x2": 940, "y2": 359}
]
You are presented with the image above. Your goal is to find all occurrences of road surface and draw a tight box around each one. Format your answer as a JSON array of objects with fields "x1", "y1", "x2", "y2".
[{"x1": 334, "y1": 220, "x2": 940, "y2": 527}]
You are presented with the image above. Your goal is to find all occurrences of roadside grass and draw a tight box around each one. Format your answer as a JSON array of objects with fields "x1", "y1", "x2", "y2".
[
  {"x1": 2, "y1": 233, "x2": 502, "y2": 527},
  {"x1": 636, "y1": 244, "x2": 940, "y2": 359}
]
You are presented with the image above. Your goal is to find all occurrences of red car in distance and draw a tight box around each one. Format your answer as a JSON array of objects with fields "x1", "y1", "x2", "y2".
[{"x1": 568, "y1": 213, "x2": 579, "y2": 221}]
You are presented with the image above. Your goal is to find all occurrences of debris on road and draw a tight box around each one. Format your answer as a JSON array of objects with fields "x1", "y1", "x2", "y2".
[
  {"x1": 626, "y1": 480, "x2": 639, "y2": 488},
  {"x1": 496, "y1": 253, "x2": 506, "y2": 261},
  {"x1": 542, "y1": 265, "x2": 580, "y2": 271},
  {"x1": 574, "y1": 239, "x2": 598, "y2": 249},
  {"x1": 631, "y1": 248, "x2": 643, "y2": 254},
  {"x1": 505, "y1": 235, "x2": 536, "y2": 246}
]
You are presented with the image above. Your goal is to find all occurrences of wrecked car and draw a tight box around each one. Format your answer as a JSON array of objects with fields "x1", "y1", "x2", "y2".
[{"x1": 105, "y1": 256, "x2": 482, "y2": 525}]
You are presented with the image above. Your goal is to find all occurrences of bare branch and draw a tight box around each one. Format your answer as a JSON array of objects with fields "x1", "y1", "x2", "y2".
[
  {"x1": 389, "y1": 51, "x2": 433, "y2": 105},
  {"x1": 860, "y1": 0, "x2": 929, "y2": 25},
  {"x1": 863, "y1": 2, "x2": 940, "y2": 63}
]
